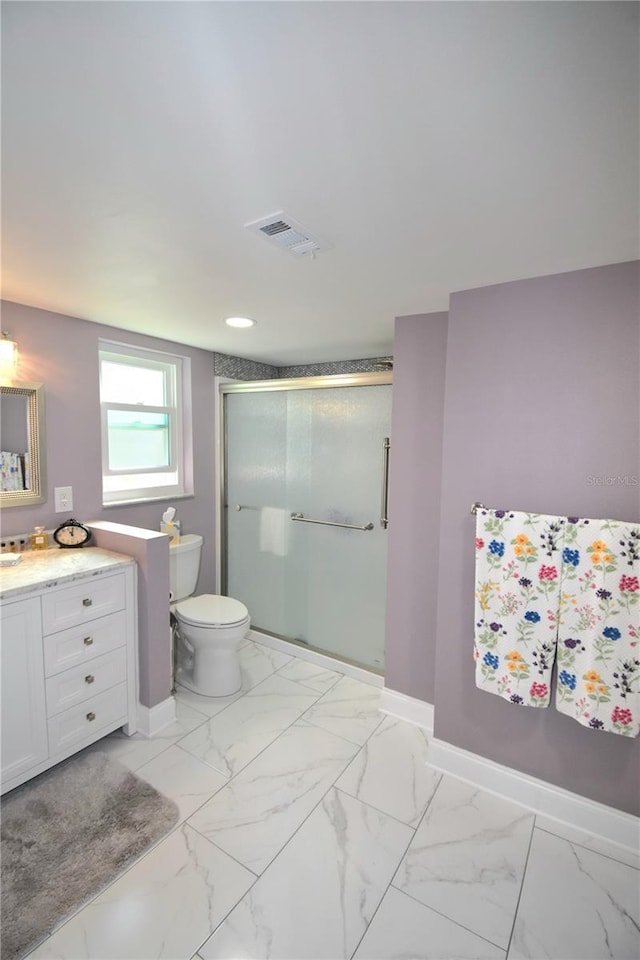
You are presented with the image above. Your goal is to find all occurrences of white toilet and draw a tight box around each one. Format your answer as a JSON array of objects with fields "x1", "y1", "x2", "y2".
[{"x1": 169, "y1": 534, "x2": 250, "y2": 697}]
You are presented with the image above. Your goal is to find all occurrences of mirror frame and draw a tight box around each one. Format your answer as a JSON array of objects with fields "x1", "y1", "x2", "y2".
[{"x1": 0, "y1": 381, "x2": 46, "y2": 507}]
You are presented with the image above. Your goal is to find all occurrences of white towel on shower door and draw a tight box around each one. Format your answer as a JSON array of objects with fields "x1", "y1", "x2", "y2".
[{"x1": 259, "y1": 507, "x2": 289, "y2": 556}]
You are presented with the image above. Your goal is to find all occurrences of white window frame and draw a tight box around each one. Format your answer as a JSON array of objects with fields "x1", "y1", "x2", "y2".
[{"x1": 99, "y1": 340, "x2": 192, "y2": 505}]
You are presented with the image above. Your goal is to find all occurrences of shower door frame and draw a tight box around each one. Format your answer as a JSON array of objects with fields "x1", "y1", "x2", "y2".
[{"x1": 217, "y1": 372, "x2": 393, "y2": 669}]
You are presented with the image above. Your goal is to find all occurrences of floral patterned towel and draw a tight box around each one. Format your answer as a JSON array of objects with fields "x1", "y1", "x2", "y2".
[
  {"x1": 554, "y1": 519, "x2": 639, "y2": 737},
  {"x1": 474, "y1": 508, "x2": 564, "y2": 708},
  {"x1": 474, "y1": 508, "x2": 640, "y2": 738}
]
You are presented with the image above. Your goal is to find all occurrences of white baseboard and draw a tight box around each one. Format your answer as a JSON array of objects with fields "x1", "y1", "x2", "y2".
[
  {"x1": 247, "y1": 629, "x2": 384, "y2": 688},
  {"x1": 428, "y1": 738, "x2": 639, "y2": 856},
  {"x1": 136, "y1": 696, "x2": 177, "y2": 738},
  {"x1": 380, "y1": 687, "x2": 434, "y2": 733}
]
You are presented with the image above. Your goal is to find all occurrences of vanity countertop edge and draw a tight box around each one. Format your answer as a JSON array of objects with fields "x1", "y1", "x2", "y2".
[{"x1": 0, "y1": 547, "x2": 136, "y2": 601}]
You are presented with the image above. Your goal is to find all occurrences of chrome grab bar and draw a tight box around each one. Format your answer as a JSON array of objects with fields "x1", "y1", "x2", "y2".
[
  {"x1": 232, "y1": 504, "x2": 259, "y2": 511},
  {"x1": 380, "y1": 437, "x2": 390, "y2": 529},
  {"x1": 290, "y1": 513, "x2": 374, "y2": 532}
]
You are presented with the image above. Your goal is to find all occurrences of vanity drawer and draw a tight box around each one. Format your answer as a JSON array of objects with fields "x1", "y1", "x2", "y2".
[
  {"x1": 43, "y1": 611, "x2": 126, "y2": 676},
  {"x1": 48, "y1": 683, "x2": 128, "y2": 757},
  {"x1": 45, "y1": 647, "x2": 127, "y2": 717},
  {"x1": 41, "y1": 574, "x2": 126, "y2": 635}
]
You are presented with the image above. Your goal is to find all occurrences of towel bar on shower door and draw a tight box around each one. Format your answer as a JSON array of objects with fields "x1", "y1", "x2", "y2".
[{"x1": 290, "y1": 513, "x2": 374, "y2": 531}]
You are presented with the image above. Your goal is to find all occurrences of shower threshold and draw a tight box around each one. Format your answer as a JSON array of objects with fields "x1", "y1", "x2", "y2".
[{"x1": 247, "y1": 626, "x2": 384, "y2": 688}]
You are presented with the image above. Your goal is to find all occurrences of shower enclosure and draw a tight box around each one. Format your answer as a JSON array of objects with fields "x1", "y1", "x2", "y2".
[{"x1": 220, "y1": 374, "x2": 392, "y2": 672}]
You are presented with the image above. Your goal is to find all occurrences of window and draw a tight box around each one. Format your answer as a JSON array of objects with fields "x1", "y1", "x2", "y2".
[{"x1": 99, "y1": 341, "x2": 192, "y2": 504}]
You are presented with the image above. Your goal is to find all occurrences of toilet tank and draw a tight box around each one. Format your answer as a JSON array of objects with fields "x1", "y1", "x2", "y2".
[{"x1": 169, "y1": 534, "x2": 203, "y2": 602}]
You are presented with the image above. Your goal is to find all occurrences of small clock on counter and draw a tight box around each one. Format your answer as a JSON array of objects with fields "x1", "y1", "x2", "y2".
[{"x1": 53, "y1": 518, "x2": 92, "y2": 548}]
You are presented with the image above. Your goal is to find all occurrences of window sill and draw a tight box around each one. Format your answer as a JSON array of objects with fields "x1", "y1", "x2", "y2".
[{"x1": 103, "y1": 492, "x2": 195, "y2": 508}]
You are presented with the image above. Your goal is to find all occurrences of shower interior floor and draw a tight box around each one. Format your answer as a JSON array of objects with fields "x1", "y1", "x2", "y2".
[{"x1": 25, "y1": 636, "x2": 640, "y2": 960}]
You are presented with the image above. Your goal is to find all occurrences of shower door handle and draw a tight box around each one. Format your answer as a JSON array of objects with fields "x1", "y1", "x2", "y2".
[
  {"x1": 291, "y1": 513, "x2": 374, "y2": 531},
  {"x1": 380, "y1": 437, "x2": 390, "y2": 529}
]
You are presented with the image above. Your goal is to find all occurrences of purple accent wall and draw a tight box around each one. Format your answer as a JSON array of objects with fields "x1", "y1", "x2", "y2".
[
  {"x1": 0, "y1": 301, "x2": 216, "y2": 580},
  {"x1": 433, "y1": 261, "x2": 639, "y2": 815},
  {"x1": 0, "y1": 301, "x2": 218, "y2": 707},
  {"x1": 90, "y1": 522, "x2": 170, "y2": 708},
  {"x1": 385, "y1": 312, "x2": 448, "y2": 703}
]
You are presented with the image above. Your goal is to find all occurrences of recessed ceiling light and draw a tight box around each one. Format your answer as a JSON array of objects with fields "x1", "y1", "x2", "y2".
[{"x1": 225, "y1": 316, "x2": 256, "y2": 328}]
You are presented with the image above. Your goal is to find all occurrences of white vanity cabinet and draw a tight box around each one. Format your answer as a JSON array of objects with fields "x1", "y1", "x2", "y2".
[
  {"x1": 0, "y1": 596, "x2": 49, "y2": 784},
  {"x1": 0, "y1": 551, "x2": 138, "y2": 795}
]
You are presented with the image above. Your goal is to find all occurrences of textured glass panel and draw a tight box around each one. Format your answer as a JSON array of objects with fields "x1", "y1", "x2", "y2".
[
  {"x1": 225, "y1": 391, "x2": 289, "y2": 635},
  {"x1": 287, "y1": 386, "x2": 391, "y2": 669},
  {"x1": 224, "y1": 383, "x2": 391, "y2": 671}
]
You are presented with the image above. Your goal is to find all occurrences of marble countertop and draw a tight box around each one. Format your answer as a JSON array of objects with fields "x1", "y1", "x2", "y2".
[{"x1": 0, "y1": 546, "x2": 135, "y2": 601}]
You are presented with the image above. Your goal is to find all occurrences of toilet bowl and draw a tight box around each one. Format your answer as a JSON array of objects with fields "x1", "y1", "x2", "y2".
[
  {"x1": 170, "y1": 534, "x2": 250, "y2": 697},
  {"x1": 174, "y1": 594, "x2": 250, "y2": 697}
]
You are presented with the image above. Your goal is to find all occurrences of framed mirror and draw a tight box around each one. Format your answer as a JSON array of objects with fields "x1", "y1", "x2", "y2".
[{"x1": 0, "y1": 382, "x2": 46, "y2": 507}]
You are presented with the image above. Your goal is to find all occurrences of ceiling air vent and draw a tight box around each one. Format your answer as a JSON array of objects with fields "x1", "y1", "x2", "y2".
[{"x1": 245, "y1": 212, "x2": 328, "y2": 257}]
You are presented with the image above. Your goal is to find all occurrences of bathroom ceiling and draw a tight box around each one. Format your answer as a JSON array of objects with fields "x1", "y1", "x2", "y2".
[{"x1": 1, "y1": 1, "x2": 638, "y2": 365}]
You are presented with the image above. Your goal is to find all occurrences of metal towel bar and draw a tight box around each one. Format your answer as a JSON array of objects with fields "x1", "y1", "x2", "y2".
[
  {"x1": 290, "y1": 512, "x2": 374, "y2": 532},
  {"x1": 232, "y1": 503, "x2": 375, "y2": 531}
]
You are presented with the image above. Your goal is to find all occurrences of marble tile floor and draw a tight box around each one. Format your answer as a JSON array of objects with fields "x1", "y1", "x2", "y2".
[{"x1": 26, "y1": 638, "x2": 640, "y2": 960}]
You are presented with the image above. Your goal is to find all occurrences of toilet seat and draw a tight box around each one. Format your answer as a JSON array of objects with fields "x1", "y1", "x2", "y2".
[{"x1": 175, "y1": 594, "x2": 249, "y2": 628}]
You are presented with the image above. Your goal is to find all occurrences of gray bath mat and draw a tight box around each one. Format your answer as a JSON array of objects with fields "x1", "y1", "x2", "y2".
[{"x1": 1, "y1": 749, "x2": 179, "y2": 960}]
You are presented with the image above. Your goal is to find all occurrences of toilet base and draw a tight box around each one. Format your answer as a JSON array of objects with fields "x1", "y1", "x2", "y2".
[
  {"x1": 175, "y1": 603, "x2": 249, "y2": 698},
  {"x1": 176, "y1": 643, "x2": 242, "y2": 698},
  {"x1": 176, "y1": 675, "x2": 242, "y2": 699},
  {"x1": 176, "y1": 671, "x2": 241, "y2": 699}
]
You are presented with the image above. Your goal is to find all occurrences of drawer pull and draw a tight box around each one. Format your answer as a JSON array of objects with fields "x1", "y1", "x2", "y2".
[
  {"x1": 85, "y1": 674, "x2": 95, "y2": 684},
  {"x1": 86, "y1": 711, "x2": 96, "y2": 722},
  {"x1": 83, "y1": 636, "x2": 94, "y2": 646},
  {"x1": 83, "y1": 598, "x2": 93, "y2": 608}
]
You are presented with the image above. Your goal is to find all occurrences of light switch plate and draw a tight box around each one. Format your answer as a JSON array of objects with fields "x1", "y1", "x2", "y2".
[{"x1": 54, "y1": 486, "x2": 73, "y2": 513}]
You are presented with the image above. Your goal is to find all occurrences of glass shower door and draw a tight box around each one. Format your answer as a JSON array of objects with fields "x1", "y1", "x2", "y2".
[{"x1": 224, "y1": 381, "x2": 391, "y2": 671}]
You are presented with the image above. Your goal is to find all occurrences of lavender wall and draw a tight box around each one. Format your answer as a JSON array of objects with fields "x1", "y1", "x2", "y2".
[
  {"x1": 0, "y1": 301, "x2": 217, "y2": 586},
  {"x1": 89, "y1": 522, "x2": 170, "y2": 708},
  {"x1": 385, "y1": 312, "x2": 448, "y2": 703},
  {"x1": 0, "y1": 301, "x2": 218, "y2": 707},
  {"x1": 434, "y1": 261, "x2": 639, "y2": 815}
]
